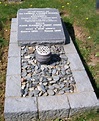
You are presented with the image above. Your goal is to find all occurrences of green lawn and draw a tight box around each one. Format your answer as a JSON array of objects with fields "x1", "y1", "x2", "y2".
[{"x1": 0, "y1": 0, "x2": 99, "y2": 121}]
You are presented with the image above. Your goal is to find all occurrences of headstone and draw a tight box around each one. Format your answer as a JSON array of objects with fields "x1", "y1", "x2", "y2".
[
  {"x1": 8, "y1": 0, "x2": 21, "y2": 2},
  {"x1": 17, "y1": 8, "x2": 66, "y2": 45},
  {"x1": 96, "y1": 0, "x2": 99, "y2": 9}
]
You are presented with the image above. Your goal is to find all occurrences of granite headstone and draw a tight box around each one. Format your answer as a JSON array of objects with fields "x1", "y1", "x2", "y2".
[
  {"x1": 8, "y1": 0, "x2": 21, "y2": 2},
  {"x1": 96, "y1": 0, "x2": 99, "y2": 9},
  {"x1": 17, "y1": 8, "x2": 66, "y2": 45}
]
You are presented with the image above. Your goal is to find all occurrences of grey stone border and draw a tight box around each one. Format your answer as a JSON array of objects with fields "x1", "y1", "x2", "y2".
[{"x1": 4, "y1": 18, "x2": 99, "y2": 121}]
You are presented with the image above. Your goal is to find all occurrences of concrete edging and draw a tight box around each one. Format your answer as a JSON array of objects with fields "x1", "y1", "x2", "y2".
[{"x1": 4, "y1": 18, "x2": 99, "y2": 121}]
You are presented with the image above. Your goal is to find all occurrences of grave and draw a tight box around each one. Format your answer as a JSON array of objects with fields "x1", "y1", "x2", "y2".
[{"x1": 4, "y1": 8, "x2": 99, "y2": 121}]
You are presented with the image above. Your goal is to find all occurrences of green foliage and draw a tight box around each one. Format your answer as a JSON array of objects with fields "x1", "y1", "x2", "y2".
[{"x1": 0, "y1": 37, "x2": 8, "y2": 47}]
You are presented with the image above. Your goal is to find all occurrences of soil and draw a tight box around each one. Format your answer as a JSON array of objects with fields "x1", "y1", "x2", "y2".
[
  {"x1": 0, "y1": 21, "x2": 9, "y2": 120},
  {"x1": 73, "y1": 24, "x2": 88, "y2": 42}
]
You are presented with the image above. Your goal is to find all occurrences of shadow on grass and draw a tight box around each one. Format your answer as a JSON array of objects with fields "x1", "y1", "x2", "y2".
[{"x1": 63, "y1": 21, "x2": 99, "y2": 99}]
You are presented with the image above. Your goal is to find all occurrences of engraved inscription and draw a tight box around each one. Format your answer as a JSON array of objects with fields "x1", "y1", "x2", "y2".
[{"x1": 18, "y1": 10, "x2": 62, "y2": 33}]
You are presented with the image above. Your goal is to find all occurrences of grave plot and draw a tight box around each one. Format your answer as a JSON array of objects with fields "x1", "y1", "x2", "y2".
[{"x1": 4, "y1": 8, "x2": 99, "y2": 121}]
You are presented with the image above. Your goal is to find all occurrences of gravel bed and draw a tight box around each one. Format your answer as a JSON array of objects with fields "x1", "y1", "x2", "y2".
[{"x1": 21, "y1": 45, "x2": 76, "y2": 97}]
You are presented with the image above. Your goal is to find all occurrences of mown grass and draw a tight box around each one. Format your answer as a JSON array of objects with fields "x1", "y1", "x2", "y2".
[{"x1": 0, "y1": 0, "x2": 99, "y2": 121}]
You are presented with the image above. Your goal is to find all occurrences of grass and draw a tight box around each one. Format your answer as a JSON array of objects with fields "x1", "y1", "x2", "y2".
[{"x1": 0, "y1": 0, "x2": 99, "y2": 120}]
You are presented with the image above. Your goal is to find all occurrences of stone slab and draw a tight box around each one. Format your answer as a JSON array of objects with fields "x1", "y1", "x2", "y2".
[
  {"x1": 11, "y1": 22, "x2": 17, "y2": 32},
  {"x1": 5, "y1": 75, "x2": 21, "y2": 97},
  {"x1": 12, "y1": 18, "x2": 17, "y2": 23},
  {"x1": 38, "y1": 95, "x2": 70, "y2": 120},
  {"x1": 72, "y1": 70, "x2": 94, "y2": 92},
  {"x1": 7, "y1": 57, "x2": 21, "y2": 75},
  {"x1": 17, "y1": 8, "x2": 66, "y2": 45},
  {"x1": 67, "y1": 92, "x2": 99, "y2": 117},
  {"x1": 66, "y1": 53, "x2": 85, "y2": 71},
  {"x1": 10, "y1": 31, "x2": 17, "y2": 43},
  {"x1": 63, "y1": 38, "x2": 77, "y2": 54},
  {"x1": 8, "y1": 43, "x2": 20, "y2": 57},
  {"x1": 4, "y1": 97, "x2": 37, "y2": 121}
]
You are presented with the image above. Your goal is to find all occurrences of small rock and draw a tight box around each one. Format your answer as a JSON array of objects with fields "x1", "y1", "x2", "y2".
[
  {"x1": 47, "y1": 77, "x2": 52, "y2": 81},
  {"x1": 60, "y1": 54, "x2": 66, "y2": 59},
  {"x1": 29, "y1": 87, "x2": 34, "y2": 91},
  {"x1": 33, "y1": 90, "x2": 39, "y2": 96},
  {"x1": 21, "y1": 78, "x2": 26, "y2": 83},
  {"x1": 35, "y1": 66, "x2": 39, "y2": 70},
  {"x1": 29, "y1": 91, "x2": 34, "y2": 97},
  {"x1": 43, "y1": 92, "x2": 48, "y2": 96},
  {"x1": 40, "y1": 77, "x2": 44, "y2": 82},
  {"x1": 27, "y1": 69, "x2": 31, "y2": 73},
  {"x1": 28, "y1": 47, "x2": 34, "y2": 53},
  {"x1": 21, "y1": 46, "x2": 25, "y2": 50},
  {"x1": 48, "y1": 85, "x2": 55, "y2": 90},
  {"x1": 61, "y1": 70, "x2": 66, "y2": 76},
  {"x1": 60, "y1": 84, "x2": 65, "y2": 89},
  {"x1": 64, "y1": 65, "x2": 69, "y2": 70},
  {"x1": 58, "y1": 90, "x2": 64, "y2": 95},
  {"x1": 67, "y1": 61, "x2": 70, "y2": 65},
  {"x1": 52, "y1": 69, "x2": 57, "y2": 75},
  {"x1": 34, "y1": 59, "x2": 37, "y2": 64},
  {"x1": 21, "y1": 89, "x2": 25, "y2": 96},
  {"x1": 50, "y1": 80, "x2": 57, "y2": 84},
  {"x1": 25, "y1": 55, "x2": 30, "y2": 59},
  {"x1": 39, "y1": 91, "x2": 43, "y2": 96},
  {"x1": 23, "y1": 87, "x2": 28, "y2": 97},
  {"x1": 53, "y1": 84, "x2": 60, "y2": 89},
  {"x1": 54, "y1": 88, "x2": 57, "y2": 93},
  {"x1": 26, "y1": 73, "x2": 32, "y2": 79},
  {"x1": 21, "y1": 71, "x2": 27, "y2": 77},
  {"x1": 47, "y1": 90, "x2": 55, "y2": 96},
  {"x1": 21, "y1": 84, "x2": 26, "y2": 90},
  {"x1": 52, "y1": 76, "x2": 60, "y2": 82},
  {"x1": 69, "y1": 85, "x2": 74, "y2": 92},
  {"x1": 42, "y1": 78, "x2": 48, "y2": 83},
  {"x1": 63, "y1": 87, "x2": 70, "y2": 93},
  {"x1": 37, "y1": 84, "x2": 46, "y2": 92},
  {"x1": 43, "y1": 82, "x2": 48, "y2": 86}
]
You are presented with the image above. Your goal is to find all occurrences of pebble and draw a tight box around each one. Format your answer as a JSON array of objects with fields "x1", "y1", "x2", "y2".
[
  {"x1": 33, "y1": 90, "x2": 39, "y2": 96},
  {"x1": 21, "y1": 45, "x2": 76, "y2": 97},
  {"x1": 43, "y1": 82, "x2": 48, "y2": 86},
  {"x1": 58, "y1": 90, "x2": 64, "y2": 95},
  {"x1": 53, "y1": 76, "x2": 60, "y2": 82},
  {"x1": 29, "y1": 91, "x2": 34, "y2": 97},
  {"x1": 25, "y1": 55, "x2": 30, "y2": 59},
  {"x1": 53, "y1": 84, "x2": 60, "y2": 89},
  {"x1": 21, "y1": 78, "x2": 26, "y2": 83},
  {"x1": 21, "y1": 85, "x2": 26, "y2": 90},
  {"x1": 21, "y1": 89, "x2": 25, "y2": 96},
  {"x1": 39, "y1": 91, "x2": 43, "y2": 96},
  {"x1": 52, "y1": 69, "x2": 57, "y2": 75},
  {"x1": 48, "y1": 85, "x2": 55, "y2": 90},
  {"x1": 37, "y1": 84, "x2": 46, "y2": 92},
  {"x1": 64, "y1": 65, "x2": 69, "y2": 70},
  {"x1": 43, "y1": 92, "x2": 48, "y2": 96},
  {"x1": 47, "y1": 90, "x2": 55, "y2": 96}
]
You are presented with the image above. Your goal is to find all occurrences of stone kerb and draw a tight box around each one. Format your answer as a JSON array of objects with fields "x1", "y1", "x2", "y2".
[
  {"x1": 4, "y1": 18, "x2": 38, "y2": 121},
  {"x1": 8, "y1": 0, "x2": 21, "y2": 2},
  {"x1": 4, "y1": 18, "x2": 99, "y2": 121}
]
